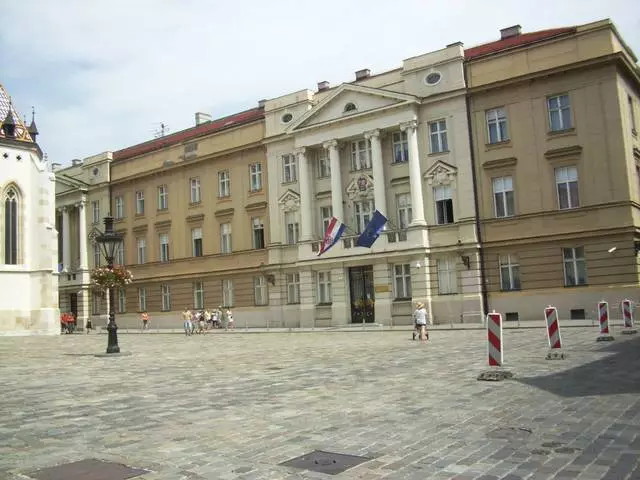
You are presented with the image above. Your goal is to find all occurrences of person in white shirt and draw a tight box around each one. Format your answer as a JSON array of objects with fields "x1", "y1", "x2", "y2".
[{"x1": 413, "y1": 301, "x2": 429, "y2": 344}]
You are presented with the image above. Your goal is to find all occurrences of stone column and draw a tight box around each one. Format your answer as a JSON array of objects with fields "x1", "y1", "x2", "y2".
[
  {"x1": 324, "y1": 140, "x2": 343, "y2": 222},
  {"x1": 295, "y1": 148, "x2": 313, "y2": 241},
  {"x1": 77, "y1": 201, "x2": 88, "y2": 270},
  {"x1": 401, "y1": 121, "x2": 426, "y2": 226},
  {"x1": 62, "y1": 206, "x2": 71, "y2": 272},
  {"x1": 364, "y1": 129, "x2": 387, "y2": 219}
]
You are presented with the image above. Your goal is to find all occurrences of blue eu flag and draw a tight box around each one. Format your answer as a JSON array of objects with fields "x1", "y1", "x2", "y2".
[{"x1": 356, "y1": 210, "x2": 388, "y2": 248}]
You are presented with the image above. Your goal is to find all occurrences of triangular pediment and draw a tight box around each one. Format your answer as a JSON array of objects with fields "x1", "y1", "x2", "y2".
[
  {"x1": 345, "y1": 173, "x2": 375, "y2": 201},
  {"x1": 423, "y1": 160, "x2": 457, "y2": 186},
  {"x1": 278, "y1": 189, "x2": 300, "y2": 212},
  {"x1": 289, "y1": 84, "x2": 418, "y2": 131}
]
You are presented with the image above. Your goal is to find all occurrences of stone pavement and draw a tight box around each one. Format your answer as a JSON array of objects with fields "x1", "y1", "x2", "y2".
[{"x1": 1, "y1": 327, "x2": 639, "y2": 480}]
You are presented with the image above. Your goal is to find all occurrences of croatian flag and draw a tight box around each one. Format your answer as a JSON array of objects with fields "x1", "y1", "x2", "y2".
[{"x1": 317, "y1": 217, "x2": 346, "y2": 256}]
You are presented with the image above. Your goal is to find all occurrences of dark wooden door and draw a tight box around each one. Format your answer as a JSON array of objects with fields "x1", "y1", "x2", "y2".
[{"x1": 349, "y1": 266, "x2": 375, "y2": 323}]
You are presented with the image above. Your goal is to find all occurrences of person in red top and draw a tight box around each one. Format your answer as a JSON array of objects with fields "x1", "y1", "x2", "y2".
[{"x1": 140, "y1": 311, "x2": 150, "y2": 331}]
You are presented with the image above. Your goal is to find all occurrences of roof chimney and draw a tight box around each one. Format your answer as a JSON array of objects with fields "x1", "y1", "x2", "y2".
[
  {"x1": 71, "y1": 159, "x2": 83, "y2": 166},
  {"x1": 446, "y1": 41, "x2": 464, "y2": 48},
  {"x1": 51, "y1": 163, "x2": 61, "y2": 171},
  {"x1": 195, "y1": 112, "x2": 212, "y2": 126},
  {"x1": 500, "y1": 25, "x2": 522, "y2": 40},
  {"x1": 355, "y1": 69, "x2": 371, "y2": 81},
  {"x1": 258, "y1": 99, "x2": 267, "y2": 108},
  {"x1": 317, "y1": 81, "x2": 330, "y2": 92}
]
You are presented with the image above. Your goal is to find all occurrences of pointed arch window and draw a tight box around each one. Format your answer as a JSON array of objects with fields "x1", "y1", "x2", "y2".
[{"x1": 4, "y1": 188, "x2": 18, "y2": 264}]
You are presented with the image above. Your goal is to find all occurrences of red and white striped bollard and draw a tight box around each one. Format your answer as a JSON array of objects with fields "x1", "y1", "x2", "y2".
[
  {"x1": 544, "y1": 306, "x2": 566, "y2": 359},
  {"x1": 478, "y1": 311, "x2": 512, "y2": 381},
  {"x1": 621, "y1": 299, "x2": 637, "y2": 335},
  {"x1": 597, "y1": 300, "x2": 615, "y2": 342}
]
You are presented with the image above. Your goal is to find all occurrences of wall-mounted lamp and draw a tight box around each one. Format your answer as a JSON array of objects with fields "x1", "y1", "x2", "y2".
[
  {"x1": 415, "y1": 261, "x2": 422, "y2": 269},
  {"x1": 266, "y1": 274, "x2": 276, "y2": 286}
]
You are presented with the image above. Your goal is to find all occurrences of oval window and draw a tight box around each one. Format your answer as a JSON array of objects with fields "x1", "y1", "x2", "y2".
[
  {"x1": 425, "y1": 72, "x2": 442, "y2": 85},
  {"x1": 344, "y1": 102, "x2": 357, "y2": 112},
  {"x1": 281, "y1": 113, "x2": 293, "y2": 123}
]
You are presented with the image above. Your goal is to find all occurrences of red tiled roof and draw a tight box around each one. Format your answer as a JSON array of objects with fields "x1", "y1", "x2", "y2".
[
  {"x1": 465, "y1": 27, "x2": 576, "y2": 60},
  {"x1": 113, "y1": 107, "x2": 264, "y2": 161}
]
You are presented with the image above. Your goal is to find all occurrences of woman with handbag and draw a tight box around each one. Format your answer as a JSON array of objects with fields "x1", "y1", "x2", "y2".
[{"x1": 413, "y1": 302, "x2": 429, "y2": 344}]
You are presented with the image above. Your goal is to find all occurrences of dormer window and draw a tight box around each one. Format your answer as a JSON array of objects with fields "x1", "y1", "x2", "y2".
[
  {"x1": 281, "y1": 113, "x2": 293, "y2": 124},
  {"x1": 344, "y1": 102, "x2": 357, "y2": 113}
]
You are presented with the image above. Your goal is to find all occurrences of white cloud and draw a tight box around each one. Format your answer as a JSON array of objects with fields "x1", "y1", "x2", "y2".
[{"x1": 2, "y1": 0, "x2": 638, "y2": 163}]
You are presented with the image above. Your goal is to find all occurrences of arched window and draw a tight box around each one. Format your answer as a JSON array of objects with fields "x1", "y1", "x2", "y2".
[{"x1": 4, "y1": 188, "x2": 18, "y2": 264}]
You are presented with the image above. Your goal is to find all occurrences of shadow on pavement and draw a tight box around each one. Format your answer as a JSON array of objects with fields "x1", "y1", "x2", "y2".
[{"x1": 515, "y1": 336, "x2": 640, "y2": 397}]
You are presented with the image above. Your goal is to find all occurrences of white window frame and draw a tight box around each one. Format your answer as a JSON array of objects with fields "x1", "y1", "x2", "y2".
[
  {"x1": 220, "y1": 223, "x2": 232, "y2": 254},
  {"x1": 117, "y1": 287, "x2": 126, "y2": 313},
  {"x1": 434, "y1": 186, "x2": 454, "y2": 225},
  {"x1": 320, "y1": 206, "x2": 333, "y2": 235},
  {"x1": 547, "y1": 94, "x2": 572, "y2": 131},
  {"x1": 486, "y1": 107, "x2": 509, "y2": 144},
  {"x1": 492, "y1": 176, "x2": 515, "y2": 218},
  {"x1": 193, "y1": 281, "x2": 204, "y2": 309},
  {"x1": 393, "y1": 264, "x2": 412, "y2": 299},
  {"x1": 91, "y1": 200, "x2": 100, "y2": 224},
  {"x1": 354, "y1": 200, "x2": 375, "y2": 234},
  {"x1": 286, "y1": 273, "x2": 300, "y2": 304},
  {"x1": 285, "y1": 212, "x2": 299, "y2": 245},
  {"x1": 190, "y1": 177, "x2": 201, "y2": 204},
  {"x1": 115, "y1": 242, "x2": 125, "y2": 266},
  {"x1": 135, "y1": 190, "x2": 145, "y2": 215},
  {"x1": 218, "y1": 170, "x2": 230, "y2": 198},
  {"x1": 157, "y1": 185, "x2": 168, "y2": 210},
  {"x1": 282, "y1": 154, "x2": 297, "y2": 183},
  {"x1": 136, "y1": 237, "x2": 146, "y2": 264},
  {"x1": 93, "y1": 243, "x2": 101, "y2": 267},
  {"x1": 391, "y1": 131, "x2": 409, "y2": 163},
  {"x1": 159, "y1": 233, "x2": 170, "y2": 262},
  {"x1": 191, "y1": 227, "x2": 203, "y2": 257},
  {"x1": 251, "y1": 217, "x2": 265, "y2": 249},
  {"x1": 114, "y1": 195, "x2": 124, "y2": 219},
  {"x1": 254, "y1": 276, "x2": 268, "y2": 306},
  {"x1": 351, "y1": 139, "x2": 371, "y2": 170},
  {"x1": 249, "y1": 163, "x2": 263, "y2": 191},
  {"x1": 138, "y1": 287, "x2": 147, "y2": 312},
  {"x1": 161, "y1": 284, "x2": 171, "y2": 311},
  {"x1": 437, "y1": 258, "x2": 458, "y2": 295},
  {"x1": 396, "y1": 193, "x2": 412, "y2": 229},
  {"x1": 317, "y1": 149, "x2": 331, "y2": 178},
  {"x1": 555, "y1": 166, "x2": 580, "y2": 210},
  {"x1": 429, "y1": 119, "x2": 448, "y2": 153},
  {"x1": 499, "y1": 255, "x2": 521, "y2": 291},
  {"x1": 317, "y1": 271, "x2": 332, "y2": 304},
  {"x1": 563, "y1": 247, "x2": 587, "y2": 287},
  {"x1": 222, "y1": 279, "x2": 234, "y2": 307}
]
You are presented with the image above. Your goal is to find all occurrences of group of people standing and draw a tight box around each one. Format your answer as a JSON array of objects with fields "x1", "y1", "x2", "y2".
[{"x1": 181, "y1": 307, "x2": 233, "y2": 336}]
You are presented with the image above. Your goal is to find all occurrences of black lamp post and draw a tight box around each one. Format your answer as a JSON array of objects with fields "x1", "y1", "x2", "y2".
[{"x1": 95, "y1": 215, "x2": 123, "y2": 354}]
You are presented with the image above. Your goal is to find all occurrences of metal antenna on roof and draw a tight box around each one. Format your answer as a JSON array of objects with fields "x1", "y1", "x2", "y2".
[{"x1": 151, "y1": 122, "x2": 170, "y2": 138}]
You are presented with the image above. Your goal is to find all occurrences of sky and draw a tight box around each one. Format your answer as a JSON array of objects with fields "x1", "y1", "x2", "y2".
[{"x1": 1, "y1": 0, "x2": 639, "y2": 165}]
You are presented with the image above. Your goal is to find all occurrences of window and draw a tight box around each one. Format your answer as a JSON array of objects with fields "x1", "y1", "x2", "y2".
[
  {"x1": 115, "y1": 242, "x2": 125, "y2": 266},
  {"x1": 138, "y1": 288, "x2": 147, "y2": 312},
  {"x1": 437, "y1": 258, "x2": 457, "y2": 294},
  {"x1": 317, "y1": 150, "x2": 331, "y2": 178},
  {"x1": 344, "y1": 102, "x2": 357, "y2": 112},
  {"x1": 317, "y1": 272, "x2": 332, "y2": 304},
  {"x1": 254, "y1": 276, "x2": 268, "y2": 306},
  {"x1": 429, "y1": 120, "x2": 448, "y2": 153},
  {"x1": 393, "y1": 264, "x2": 412, "y2": 299},
  {"x1": 91, "y1": 200, "x2": 100, "y2": 224},
  {"x1": 499, "y1": 255, "x2": 521, "y2": 291},
  {"x1": 117, "y1": 288, "x2": 126, "y2": 313},
  {"x1": 396, "y1": 193, "x2": 412, "y2": 229},
  {"x1": 563, "y1": 247, "x2": 587, "y2": 286},
  {"x1": 282, "y1": 154, "x2": 297, "y2": 183},
  {"x1": 434, "y1": 186, "x2": 454, "y2": 224},
  {"x1": 286, "y1": 273, "x2": 300, "y2": 304},
  {"x1": 351, "y1": 139, "x2": 371, "y2": 170},
  {"x1": 218, "y1": 171, "x2": 230, "y2": 198},
  {"x1": 114, "y1": 195, "x2": 124, "y2": 219},
  {"x1": 136, "y1": 237, "x2": 146, "y2": 264},
  {"x1": 222, "y1": 279, "x2": 234, "y2": 307},
  {"x1": 486, "y1": 107, "x2": 509, "y2": 144},
  {"x1": 157, "y1": 185, "x2": 168, "y2": 210},
  {"x1": 493, "y1": 176, "x2": 515, "y2": 218},
  {"x1": 4, "y1": 188, "x2": 18, "y2": 264},
  {"x1": 91, "y1": 292, "x2": 100, "y2": 315},
  {"x1": 392, "y1": 131, "x2": 409, "y2": 163},
  {"x1": 93, "y1": 243, "x2": 101, "y2": 267},
  {"x1": 159, "y1": 233, "x2": 169, "y2": 262},
  {"x1": 354, "y1": 200, "x2": 374, "y2": 234},
  {"x1": 192, "y1": 227, "x2": 203, "y2": 257},
  {"x1": 547, "y1": 94, "x2": 572, "y2": 131},
  {"x1": 320, "y1": 206, "x2": 333, "y2": 234},
  {"x1": 555, "y1": 166, "x2": 580, "y2": 210},
  {"x1": 628, "y1": 95, "x2": 637, "y2": 133},
  {"x1": 190, "y1": 177, "x2": 201, "y2": 204},
  {"x1": 250, "y1": 163, "x2": 263, "y2": 191},
  {"x1": 135, "y1": 191, "x2": 145, "y2": 215},
  {"x1": 161, "y1": 284, "x2": 171, "y2": 311},
  {"x1": 193, "y1": 281, "x2": 204, "y2": 309},
  {"x1": 220, "y1": 223, "x2": 232, "y2": 254},
  {"x1": 285, "y1": 212, "x2": 299, "y2": 245},
  {"x1": 251, "y1": 217, "x2": 265, "y2": 249}
]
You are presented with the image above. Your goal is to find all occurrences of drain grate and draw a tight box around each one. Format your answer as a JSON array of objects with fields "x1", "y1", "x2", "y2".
[
  {"x1": 26, "y1": 458, "x2": 149, "y2": 480},
  {"x1": 486, "y1": 426, "x2": 533, "y2": 440},
  {"x1": 280, "y1": 450, "x2": 371, "y2": 475}
]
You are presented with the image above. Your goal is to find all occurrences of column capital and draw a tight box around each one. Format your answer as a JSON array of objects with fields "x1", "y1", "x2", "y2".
[
  {"x1": 61, "y1": 205, "x2": 69, "y2": 213},
  {"x1": 293, "y1": 147, "x2": 307, "y2": 157},
  {"x1": 323, "y1": 139, "x2": 339, "y2": 150},
  {"x1": 363, "y1": 129, "x2": 381, "y2": 140},
  {"x1": 400, "y1": 120, "x2": 418, "y2": 132}
]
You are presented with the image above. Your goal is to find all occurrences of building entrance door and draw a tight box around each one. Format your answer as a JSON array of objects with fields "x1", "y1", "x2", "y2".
[
  {"x1": 348, "y1": 266, "x2": 375, "y2": 323},
  {"x1": 69, "y1": 292, "x2": 78, "y2": 321}
]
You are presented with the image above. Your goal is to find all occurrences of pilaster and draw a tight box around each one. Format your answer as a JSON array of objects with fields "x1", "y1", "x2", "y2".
[
  {"x1": 295, "y1": 148, "x2": 313, "y2": 241},
  {"x1": 373, "y1": 263, "x2": 392, "y2": 326},
  {"x1": 364, "y1": 129, "x2": 387, "y2": 220},
  {"x1": 330, "y1": 267, "x2": 348, "y2": 326},
  {"x1": 401, "y1": 120, "x2": 426, "y2": 226},
  {"x1": 324, "y1": 140, "x2": 344, "y2": 222},
  {"x1": 299, "y1": 269, "x2": 315, "y2": 328}
]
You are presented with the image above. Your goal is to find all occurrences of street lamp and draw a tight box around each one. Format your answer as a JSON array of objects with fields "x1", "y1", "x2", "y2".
[{"x1": 95, "y1": 215, "x2": 123, "y2": 354}]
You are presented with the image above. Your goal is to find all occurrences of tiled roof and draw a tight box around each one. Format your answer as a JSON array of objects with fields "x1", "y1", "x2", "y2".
[
  {"x1": 0, "y1": 83, "x2": 33, "y2": 143},
  {"x1": 113, "y1": 107, "x2": 264, "y2": 161},
  {"x1": 465, "y1": 27, "x2": 576, "y2": 60}
]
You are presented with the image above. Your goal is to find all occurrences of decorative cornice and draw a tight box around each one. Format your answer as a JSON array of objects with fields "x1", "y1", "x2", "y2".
[
  {"x1": 390, "y1": 176, "x2": 410, "y2": 186},
  {"x1": 154, "y1": 219, "x2": 172, "y2": 229},
  {"x1": 423, "y1": 160, "x2": 458, "y2": 185},
  {"x1": 544, "y1": 145, "x2": 583, "y2": 160},
  {"x1": 278, "y1": 189, "x2": 301, "y2": 213},
  {"x1": 214, "y1": 207, "x2": 235, "y2": 218},
  {"x1": 186, "y1": 213, "x2": 205, "y2": 223},
  {"x1": 482, "y1": 157, "x2": 518, "y2": 170},
  {"x1": 245, "y1": 201, "x2": 268, "y2": 212},
  {"x1": 132, "y1": 224, "x2": 148, "y2": 233},
  {"x1": 315, "y1": 190, "x2": 332, "y2": 199}
]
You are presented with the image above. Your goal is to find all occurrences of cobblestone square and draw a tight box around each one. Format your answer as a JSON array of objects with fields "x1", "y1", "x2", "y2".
[{"x1": 1, "y1": 327, "x2": 639, "y2": 479}]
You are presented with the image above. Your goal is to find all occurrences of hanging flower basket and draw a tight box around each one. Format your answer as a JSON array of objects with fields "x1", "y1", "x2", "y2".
[{"x1": 90, "y1": 265, "x2": 133, "y2": 290}]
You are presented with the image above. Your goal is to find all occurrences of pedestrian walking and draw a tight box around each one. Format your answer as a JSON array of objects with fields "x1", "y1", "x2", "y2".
[
  {"x1": 140, "y1": 311, "x2": 150, "y2": 331},
  {"x1": 225, "y1": 308, "x2": 234, "y2": 330},
  {"x1": 413, "y1": 301, "x2": 429, "y2": 344},
  {"x1": 182, "y1": 308, "x2": 192, "y2": 336}
]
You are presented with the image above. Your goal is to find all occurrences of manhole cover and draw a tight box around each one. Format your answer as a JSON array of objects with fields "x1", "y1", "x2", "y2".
[
  {"x1": 280, "y1": 450, "x2": 371, "y2": 475},
  {"x1": 486, "y1": 427, "x2": 532, "y2": 440},
  {"x1": 26, "y1": 458, "x2": 149, "y2": 480}
]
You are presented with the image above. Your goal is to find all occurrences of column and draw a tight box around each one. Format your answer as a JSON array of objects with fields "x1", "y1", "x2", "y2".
[
  {"x1": 401, "y1": 120, "x2": 426, "y2": 226},
  {"x1": 364, "y1": 129, "x2": 387, "y2": 219},
  {"x1": 62, "y1": 206, "x2": 71, "y2": 272},
  {"x1": 324, "y1": 140, "x2": 344, "y2": 222},
  {"x1": 295, "y1": 148, "x2": 313, "y2": 241},
  {"x1": 77, "y1": 201, "x2": 88, "y2": 270}
]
